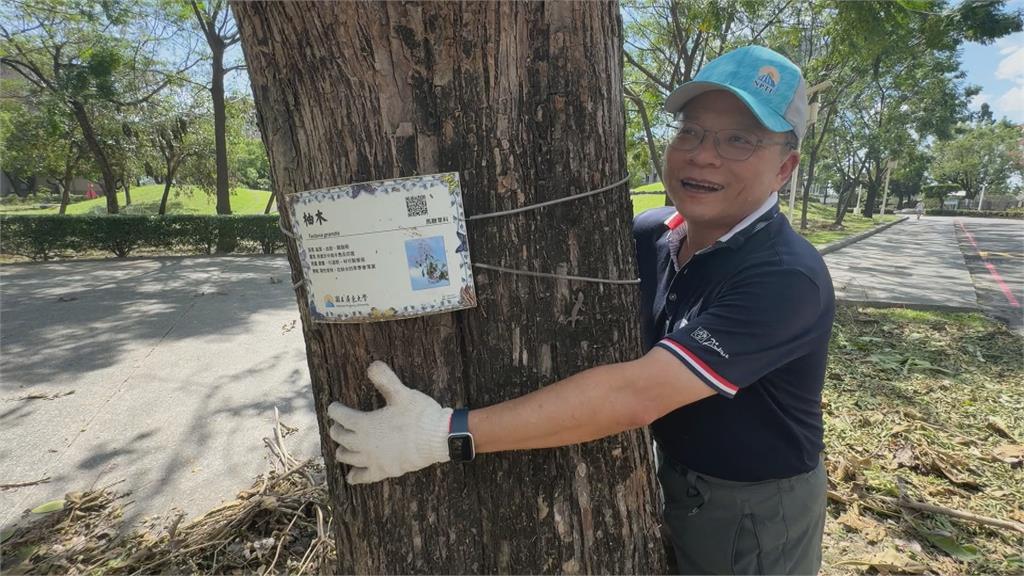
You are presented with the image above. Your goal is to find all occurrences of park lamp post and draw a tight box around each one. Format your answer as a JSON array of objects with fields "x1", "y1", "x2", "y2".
[
  {"x1": 880, "y1": 158, "x2": 898, "y2": 217},
  {"x1": 788, "y1": 80, "x2": 832, "y2": 218}
]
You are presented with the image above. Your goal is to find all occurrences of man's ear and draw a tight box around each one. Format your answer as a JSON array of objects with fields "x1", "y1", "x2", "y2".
[{"x1": 776, "y1": 151, "x2": 800, "y2": 190}]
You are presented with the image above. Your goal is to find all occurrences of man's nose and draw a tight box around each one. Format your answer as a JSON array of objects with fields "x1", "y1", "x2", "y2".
[{"x1": 687, "y1": 132, "x2": 722, "y2": 165}]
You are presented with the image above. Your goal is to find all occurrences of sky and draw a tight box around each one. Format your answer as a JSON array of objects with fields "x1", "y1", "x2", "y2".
[{"x1": 963, "y1": 0, "x2": 1024, "y2": 123}]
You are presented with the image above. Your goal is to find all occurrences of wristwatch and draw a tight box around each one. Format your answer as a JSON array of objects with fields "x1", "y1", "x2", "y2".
[{"x1": 448, "y1": 408, "x2": 476, "y2": 462}]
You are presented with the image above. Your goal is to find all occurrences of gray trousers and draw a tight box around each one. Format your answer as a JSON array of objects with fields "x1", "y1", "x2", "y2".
[{"x1": 657, "y1": 450, "x2": 826, "y2": 575}]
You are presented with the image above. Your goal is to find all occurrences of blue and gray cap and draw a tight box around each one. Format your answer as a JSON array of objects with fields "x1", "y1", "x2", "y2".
[{"x1": 664, "y1": 45, "x2": 808, "y2": 140}]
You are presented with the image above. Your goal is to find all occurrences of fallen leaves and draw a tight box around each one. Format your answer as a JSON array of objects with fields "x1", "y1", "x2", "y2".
[
  {"x1": 835, "y1": 548, "x2": 929, "y2": 574},
  {"x1": 837, "y1": 505, "x2": 888, "y2": 543},
  {"x1": 824, "y1": 307, "x2": 1024, "y2": 575},
  {"x1": 986, "y1": 417, "x2": 1016, "y2": 440}
]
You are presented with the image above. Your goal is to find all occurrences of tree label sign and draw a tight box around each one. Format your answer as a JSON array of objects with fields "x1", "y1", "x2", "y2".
[{"x1": 286, "y1": 173, "x2": 477, "y2": 323}]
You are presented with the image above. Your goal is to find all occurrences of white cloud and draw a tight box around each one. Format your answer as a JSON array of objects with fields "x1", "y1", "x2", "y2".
[
  {"x1": 992, "y1": 34, "x2": 1024, "y2": 122},
  {"x1": 969, "y1": 91, "x2": 990, "y2": 110},
  {"x1": 995, "y1": 84, "x2": 1024, "y2": 117},
  {"x1": 995, "y1": 42, "x2": 1024, "y2": 81},
  {"x1": 996, "y1": 31, "x2": 1024, "y2": 54}
]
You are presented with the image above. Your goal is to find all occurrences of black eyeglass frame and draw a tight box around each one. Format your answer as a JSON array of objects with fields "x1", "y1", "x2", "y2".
[{"x1": 668, "y1": 120, "x2": 796, "y2": 161}]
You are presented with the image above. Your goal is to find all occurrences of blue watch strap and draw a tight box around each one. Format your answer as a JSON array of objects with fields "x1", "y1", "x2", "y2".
[
  {"x1": 448, "y1": 408, "x2": 475, "y2": 462},
  {"x1": 450, "y1": 408, "x2": 470, "y2": 435}
]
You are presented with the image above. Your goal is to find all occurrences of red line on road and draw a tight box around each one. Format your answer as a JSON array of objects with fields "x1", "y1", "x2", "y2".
[
  {"x1": 957, "y1": 220, "x2": 980, "y2": 250},
  {"x1": 956, "y1": 220, "x2": 1021, "y2": 309}
]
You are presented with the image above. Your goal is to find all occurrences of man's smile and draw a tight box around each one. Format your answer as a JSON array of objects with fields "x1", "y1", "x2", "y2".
[{"x1": 679, "y1": 178, "x2": 725, "y2": 194}]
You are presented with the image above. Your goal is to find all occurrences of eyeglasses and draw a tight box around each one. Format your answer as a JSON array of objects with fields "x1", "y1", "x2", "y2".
[{"x1": 668, "y1": 120, "x2": 794, "y2": 161}]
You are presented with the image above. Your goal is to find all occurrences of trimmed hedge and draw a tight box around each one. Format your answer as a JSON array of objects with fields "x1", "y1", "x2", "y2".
[
  {"x1": 927, "y1": 209, "x2": 1024, "y2": 219},
  {"x1": 0, "y1": 214, "x2": 287, "y2": 261}
]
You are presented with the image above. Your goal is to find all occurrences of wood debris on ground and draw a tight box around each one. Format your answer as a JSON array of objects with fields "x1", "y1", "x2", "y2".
[
  {"x1": 822, "y1": 307, "x2": 1024, "y2": 575},
  {"x1": 2, "y1": 308, "x2": 1022, "y2": 575},
  {"x1": 0, "y1": 411, "x2": 336, "y2": 575}
]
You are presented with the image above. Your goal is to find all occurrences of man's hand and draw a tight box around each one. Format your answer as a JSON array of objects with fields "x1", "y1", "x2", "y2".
[{"x1": 327, "y1": 361, "x2": 452, "y2": 484}]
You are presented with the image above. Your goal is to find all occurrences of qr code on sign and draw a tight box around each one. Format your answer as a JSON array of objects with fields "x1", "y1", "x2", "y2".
[{"x1": 406, "y1": 195, "x2": 428, "y2": 217}]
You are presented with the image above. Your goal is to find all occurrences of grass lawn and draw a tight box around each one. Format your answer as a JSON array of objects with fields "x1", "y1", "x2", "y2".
[
  {"x1": 629, "y1": 184, "x2": 897, "y2": 248},
  {"x1": 0, "y1": 184, "x2": 275, "y2": 215}
]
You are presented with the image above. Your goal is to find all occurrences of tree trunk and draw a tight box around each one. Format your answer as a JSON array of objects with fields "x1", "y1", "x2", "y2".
[
  {"x1": 58, "y1": 145, "x2": 79, "y2": 216},
  {"x1": 235, "y1": 2, "x2": 666, "y2": 574},
  {"x1": 833, "y1": 182, "x2": 854, "y2": 227},
  {"x1": 862, "y1": 160, "x2": 884, "y2": 218},
  {"x1": 799, "y1": 125, "x2": 816, "y2": 230},
  {"x1": 263, "y1": 189, "x2": 275, "y2": 214},
  {"x1": 58, "y1": 181, "x2": 69, "y2": 215},
  {"x1": 71, "y1": 101, "x2": 119, "y2": 214},
  {"x1": 159, "y1": 157, "x2": 178, "y2": 215},
  {"x1": 211, "y1": 43, "x2": 232, "y2": 215},
  {"x1": 624, "y1": 87, "x2": 662, "y2": 184}
]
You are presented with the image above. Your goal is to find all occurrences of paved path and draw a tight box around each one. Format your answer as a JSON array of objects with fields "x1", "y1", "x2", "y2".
[
  {"x1": 0, "y1": 256, "x2": 318, "y2": 530},
  {"x1": 824, "y1": 216, "x2": 979, "y2": 311},
  {"x1": 952, "y1": 216, "x2": 1024, "y2": 332}
]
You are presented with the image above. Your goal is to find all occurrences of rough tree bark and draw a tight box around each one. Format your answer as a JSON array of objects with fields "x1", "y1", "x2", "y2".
[{"x1": 235, "y1": 2, "x2": 665, "y2": 573}]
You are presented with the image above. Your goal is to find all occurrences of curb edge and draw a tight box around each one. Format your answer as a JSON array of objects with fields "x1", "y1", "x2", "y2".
[{"x1": 818, "y1": 216, "x2": 909, "y2": 255}]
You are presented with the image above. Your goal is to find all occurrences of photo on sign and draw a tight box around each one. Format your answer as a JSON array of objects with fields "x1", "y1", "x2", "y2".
[{"x1": 405, "y1": 236, "x2": 450, "y2": 291}]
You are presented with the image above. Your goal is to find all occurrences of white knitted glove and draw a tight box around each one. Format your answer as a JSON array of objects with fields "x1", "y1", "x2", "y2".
[{"x1": 328, "y1": 361, "x2": 452, "y2": 484}]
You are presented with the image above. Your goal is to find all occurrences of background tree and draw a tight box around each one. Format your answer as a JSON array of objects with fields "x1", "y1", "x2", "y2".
[
  {"x1": 186, "y1": 0, "x2": 244, "y2": 215},
  {"x1": 225, "y1": 95, "x2": 270, "y2": 192},
  {"x1": 819, "y1": 0, "x2": 1019, "y2": 217},
  {"x1": 143, "y1": 88, "x2": 214, "y2": 214},
  {"x1": 0, "y1": 79, "x2": 89, "y2": 212},
  {"x1": 821, "y1": 108, "x2": 871, "y2": 227},
  {"x1": 234, "y1": 2, "x2": 666, "y2": 573},
  {"x1": 922, "y1": 182, "x2": 961, "y2": 209},
  {"x1": 0, "y1": 0, "x2": 197, "y2": 213},
  {"x1": 888, "y1": 147, "x2": 929, "y2": 209},
  {"x1": 930, "y1": 119, "x2": 1024, "y2": 206}
]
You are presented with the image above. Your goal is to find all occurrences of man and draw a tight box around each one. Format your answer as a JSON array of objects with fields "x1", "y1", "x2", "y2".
[{"x1": 328, "y1": 45, "x2": 835, "y2": 575}]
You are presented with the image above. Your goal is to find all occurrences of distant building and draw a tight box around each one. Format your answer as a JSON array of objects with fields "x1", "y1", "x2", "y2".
[{"x1": 943, "y1": 190, "x2": 967, "y2": 210}]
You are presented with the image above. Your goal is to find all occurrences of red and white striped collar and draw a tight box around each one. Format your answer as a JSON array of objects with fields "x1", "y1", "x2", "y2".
[
  {"x1": 663, "y1": 192, "x2": 778, "y2": 238},
  {"x1": 663, "y1": 211, "x2": 685, "y2": 230},
  {"x1": 664, "y1": 192, "x2": 779, "y2": 271}
]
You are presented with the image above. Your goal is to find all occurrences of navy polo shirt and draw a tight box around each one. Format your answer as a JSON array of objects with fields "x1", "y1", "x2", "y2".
[{"x1": 633, "y1": 195, "x2": 835, "y2": 482}]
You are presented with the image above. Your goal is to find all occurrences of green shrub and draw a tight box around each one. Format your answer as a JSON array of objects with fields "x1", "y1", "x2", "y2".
[
  {"x1": 927, "y1": 209, "x2": 1024, "y2": 219},
  {"x1": 234, "y1": 215, "x2": 287, "y2": 254},
  {"x1": 0, "y1": 215, "x2": 85, "y2": 260},
  {"x1": 165, "y1": 216, "x2": 221, "y2": 254},
  {"x1": 0, "y1": 214, "x2": 288, "y2": 260},
  {"x1": 77, "y1": 215, "x2": 163, "y2": 258}
]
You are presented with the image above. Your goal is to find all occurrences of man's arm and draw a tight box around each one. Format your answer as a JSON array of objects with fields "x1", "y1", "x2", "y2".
[
  {"x1": 327, "y1": 349, "x2": 715, "y2": 484},
  {"x1": 470, "y1": 347, "x2": 714, "y2": 453}
]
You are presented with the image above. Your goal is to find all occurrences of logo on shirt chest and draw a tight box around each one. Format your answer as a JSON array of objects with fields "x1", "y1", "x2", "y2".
[{"x1": 690, "y1": 326, "x2": 730, "y2": 359}]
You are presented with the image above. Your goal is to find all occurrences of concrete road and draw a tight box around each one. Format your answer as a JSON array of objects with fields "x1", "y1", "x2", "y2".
[
  {"x1": 0, "y1": 256, "x2": 319, "y2": 530},
  {"x1": 952, "y1": 216, "x2": 1024, "y2": 332},
  {"x1": 824, "y1": 217, "x2": 979, "y2": 311}
]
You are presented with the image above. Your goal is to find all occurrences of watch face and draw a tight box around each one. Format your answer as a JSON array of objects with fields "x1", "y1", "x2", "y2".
[{"x1": 448, "y1": 433, "x2": 475, "y2": 462}]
